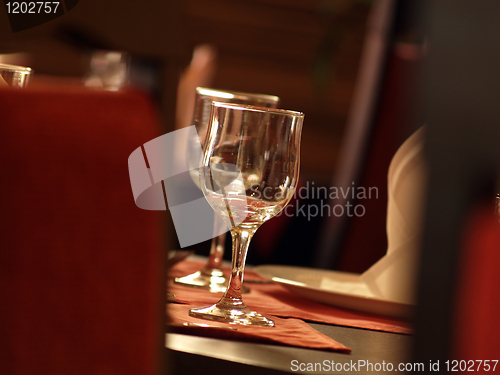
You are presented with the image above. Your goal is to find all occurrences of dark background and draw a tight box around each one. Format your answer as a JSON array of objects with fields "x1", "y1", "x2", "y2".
[{"x1": 0, "y1": 0, "x2": 404, "y2": 271}]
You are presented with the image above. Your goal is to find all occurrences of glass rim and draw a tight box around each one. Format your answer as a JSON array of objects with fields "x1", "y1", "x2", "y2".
[
  {"x1": 196, "y1": 87, "x2": 279, "y2": 104},
  {"x1": 211, "y1": 101, "x2": 304, "y2": 118},
  {"x1": 0, "y1": 63, "x2": 32, "y2": 73}
]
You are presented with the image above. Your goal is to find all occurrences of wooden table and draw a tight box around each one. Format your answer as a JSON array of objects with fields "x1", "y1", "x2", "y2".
[{"x1": 167, "y1": 322, "x2": 413, "y2": 374}]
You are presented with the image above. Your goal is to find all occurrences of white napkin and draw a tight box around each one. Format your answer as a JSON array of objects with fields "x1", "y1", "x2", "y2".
[{"x1": 361, "y1": 126, "x2": 427, "y2": 304}]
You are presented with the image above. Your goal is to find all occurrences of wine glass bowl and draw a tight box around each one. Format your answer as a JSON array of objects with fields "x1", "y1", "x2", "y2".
[
  {"x1": 175, "y1": 87, "x2": 279, "y2": 293},
  {"x1": 189, "y1": 102, "x2": 304, "y2": 326}
]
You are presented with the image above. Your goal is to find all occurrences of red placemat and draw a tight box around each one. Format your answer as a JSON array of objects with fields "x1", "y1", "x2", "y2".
[
  {"x1": 168, "y1": 304, "x2": 350, "y2": 353},
  {"x1": 167, "y1": 259, "x2": 413, "y2": 352}
]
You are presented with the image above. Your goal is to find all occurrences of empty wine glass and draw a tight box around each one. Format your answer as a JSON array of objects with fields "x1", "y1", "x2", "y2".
[
  {"x1": 174, "y1": 87, "x2": 279, "y2": 293},
  {"x1": 0, "y1": 63, "x2": 32, "y2": 88},
  {"x1": 189, "y1": 102, "x2": 304, "y2": 326}
]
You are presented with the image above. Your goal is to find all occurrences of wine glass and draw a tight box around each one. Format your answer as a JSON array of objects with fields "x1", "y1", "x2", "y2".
[
  {"x1": 83, "y1": 50, "x2": 130, "y2": 91},
  {"x1": 0, "y1": 63, "x2": 32, "y2": 88},
  {"x1": 189, "y1": 101, "x2": 304, "y2": 326},
  {"x1": 174, "y1": 87, "x2": 279, "y2": 293}
]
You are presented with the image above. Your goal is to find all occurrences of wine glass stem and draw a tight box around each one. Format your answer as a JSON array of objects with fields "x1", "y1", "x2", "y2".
[
  {"x1": 222, "y1": 227, "x2": 256, "y2": 301},
  {"x1": 205, "y1": 217, "x2": 226, "y2": 271}
]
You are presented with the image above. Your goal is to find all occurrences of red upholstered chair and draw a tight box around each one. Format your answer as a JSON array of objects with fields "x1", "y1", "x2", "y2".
[
  {"x1": 452, "y1": 206, "x2": 500, "y2": 361},
  {"x1": 0, "y1": 86, "x2": 166, "y2": 374},
  {"x1": 314, "y1": 0, "x2": 424, "y2": 272},
  {"x1": 331, "y1": 44, "x2": 423, "y2": 273}
]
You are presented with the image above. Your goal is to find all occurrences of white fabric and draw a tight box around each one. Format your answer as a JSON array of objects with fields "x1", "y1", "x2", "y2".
[{"x1": 361, "y1": 126, "x2": 427, "y2": 304}]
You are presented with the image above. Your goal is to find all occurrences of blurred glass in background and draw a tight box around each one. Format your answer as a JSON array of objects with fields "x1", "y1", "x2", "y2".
[
  {"x1": 83, "y1": 50, "x2": 130, "y2": 91},
  {"x1": 0, "y1": 63, "x2": 32, "y2": 88}
]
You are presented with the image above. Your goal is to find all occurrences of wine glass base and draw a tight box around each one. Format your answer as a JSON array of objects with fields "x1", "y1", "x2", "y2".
[
  {"x1": 174, "y1": 270, "x2": 250, "y2": 293},
  {"x1": 189, "y1": 303, "x2": 275, "y2": 327}
]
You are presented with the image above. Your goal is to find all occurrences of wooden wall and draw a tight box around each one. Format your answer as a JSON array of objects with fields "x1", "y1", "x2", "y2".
[
  {"x1": 0, "y1": 0, "x2": 372, "y2": 183},
  {"x1": 182, "y1": 0, "x2": 372, "y2": 183}
]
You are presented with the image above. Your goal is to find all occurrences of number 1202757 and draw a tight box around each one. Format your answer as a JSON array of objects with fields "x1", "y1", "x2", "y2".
[
  {"x1": 446, "y1": 360, "x2": 498, "y2": 372},
  {"x1": 5, "y1": 2, "x2": 60, "y2": 14}
]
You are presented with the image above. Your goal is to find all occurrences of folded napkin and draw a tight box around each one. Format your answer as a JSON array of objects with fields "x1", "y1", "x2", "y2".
[
  {"x1": 362, "y1": 127, "x2": 427, "y2": 304},
  {"x1": 168, "y1": 304, "x2": 351, "y2": 353},
  {"x1": 167, "y1": 259, "x2": 413, "y2": 352}
]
